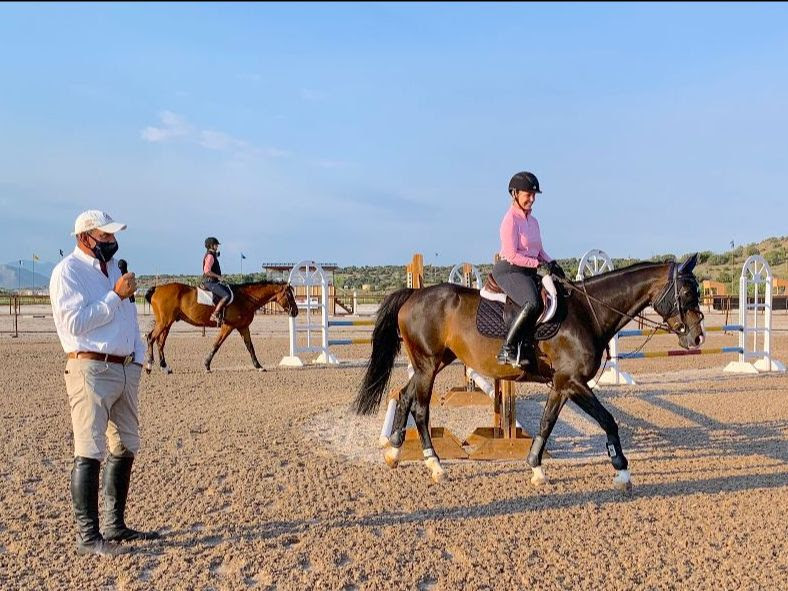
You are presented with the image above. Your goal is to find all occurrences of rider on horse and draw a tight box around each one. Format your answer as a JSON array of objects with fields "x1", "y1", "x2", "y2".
[
  {"x1": 201, "y1": 237, "x2": 232, "y2": 325},
  {"x1": 492, "y1": 172, "x2": 565, "y2": 369}
]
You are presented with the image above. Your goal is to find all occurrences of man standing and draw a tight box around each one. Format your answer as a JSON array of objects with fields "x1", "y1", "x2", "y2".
[{"x1": 50, "y1": 210, "x2": 159, "y2": 556}]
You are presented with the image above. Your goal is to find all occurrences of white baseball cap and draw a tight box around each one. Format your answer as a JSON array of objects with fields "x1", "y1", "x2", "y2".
[{"x1": 72, "y1": 210, "x2": 127, "y2": 236}]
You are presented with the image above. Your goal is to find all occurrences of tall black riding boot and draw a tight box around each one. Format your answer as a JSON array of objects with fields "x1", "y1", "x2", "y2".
[
  {"x1": 102, "y1": 454, "x2": 160, "y2": 542},
  {"x1": 71, "y1": 457, "x2": 126, "y2": 556},
  {"x1": 496, "y1": 302, "x2": 539, "y2": 369}
]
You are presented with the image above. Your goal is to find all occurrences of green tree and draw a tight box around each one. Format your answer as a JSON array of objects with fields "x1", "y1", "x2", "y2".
[{"x1": 765, "y1": 249, "x2": 785, "y2": 268}]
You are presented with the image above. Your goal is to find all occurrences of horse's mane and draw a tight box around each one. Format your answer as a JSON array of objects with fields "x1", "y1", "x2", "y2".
[
  {"x1": 231, "y1": 279, "x2": 288, "y2": 289},
  {"x1": 580, "y1": 260, "x2": 671, "y2": 285}
]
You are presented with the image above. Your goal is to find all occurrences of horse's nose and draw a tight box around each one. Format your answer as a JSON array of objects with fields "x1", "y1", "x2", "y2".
[{"x1": 695, "y1": 334, "x2": 705, "y2": 347}]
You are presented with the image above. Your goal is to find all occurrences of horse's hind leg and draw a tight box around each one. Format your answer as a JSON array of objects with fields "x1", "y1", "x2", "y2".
[
  {"x1": 384, "y1": 360, "x2": 445, "y2": 483},
  {"x1": 156, "y1": 325, "x2": 173, "y2": 374},
  {"x1": 526, "y1": 387, "x2": 568, "y2": 487},
  {"x1": 383, "y1": 380, "x2": 416, "y2": 469},
  {"x1": 145, "y1": 323, "x2": 162, "y2": 374},
  {"x1": 568, "y1": 379, "x2": 632, "y2": 491},
  {"x1": 412, "y1": 374, "x2": 445, "y2": 483}
]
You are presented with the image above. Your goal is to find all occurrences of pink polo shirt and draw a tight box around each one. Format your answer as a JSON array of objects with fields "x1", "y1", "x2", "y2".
[{"x1": 499, "y1": 204, "x2": 552, "y2": 268}]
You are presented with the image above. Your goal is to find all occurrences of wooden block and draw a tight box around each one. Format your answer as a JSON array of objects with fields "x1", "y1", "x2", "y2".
[
  {"x1": 465, "y1": 427, "x2": 550, "y2": 461},
  {"x1": 438, "y1": 387, "x2": 492, "y2": 408},
  {"x1": 467, "y1": 436, "x2": 532, "y2": 460},
  {"x1": 397, "y1": 427, "x2": 469, "y2": 461}
]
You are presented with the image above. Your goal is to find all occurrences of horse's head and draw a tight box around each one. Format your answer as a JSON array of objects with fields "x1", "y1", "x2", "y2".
[
  {"x1": 651, "y1": 253, "x2": 705, "y2": 349},
  {"x1": 276, "y1": 284, "x2": 299, "y2": 318}
]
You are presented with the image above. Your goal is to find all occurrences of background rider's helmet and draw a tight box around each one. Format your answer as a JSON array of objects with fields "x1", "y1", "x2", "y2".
[
  {"x1": 508, "y1": 171, "x2": 541, "y2": 194},
  {"x1": 204, "y1": 237, "x2": 220, "y2": 250}
]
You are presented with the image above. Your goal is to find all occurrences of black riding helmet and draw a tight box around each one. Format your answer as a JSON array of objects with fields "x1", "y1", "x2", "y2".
[
  {"x1": 508, "y1": 171, "x2": 541, "y2": 194},
  {"x1": 205, "y1": 236, "x2": 220, "y2": 250}
]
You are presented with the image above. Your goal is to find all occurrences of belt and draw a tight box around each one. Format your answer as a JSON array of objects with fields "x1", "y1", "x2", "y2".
[{"x1": 67, "y1": 352, "x2": 136, "y2": 366}]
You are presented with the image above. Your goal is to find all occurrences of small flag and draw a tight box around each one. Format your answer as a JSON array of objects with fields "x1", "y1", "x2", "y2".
[
  {"x1": 59, "y1": 249, "x2": 64, "y2": 257},
  {"x1": 241, "y1": 253, "x2": 247, "y2": 260},
  {"x1": 33, "y1": 254, "x2": 40, "y2": 261},
  {"x1": 729, "y1": 241, "x2": 734, "y2": 249}
]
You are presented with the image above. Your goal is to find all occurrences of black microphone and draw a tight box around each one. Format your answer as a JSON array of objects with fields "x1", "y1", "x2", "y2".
[{"x1": 118, "y1": 259, "x2": 135, "y2": 303}]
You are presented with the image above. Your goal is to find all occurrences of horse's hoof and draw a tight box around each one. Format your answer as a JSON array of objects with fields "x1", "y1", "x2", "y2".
[
  {"x1": 425, "y1": 457, "x2": 445, "y2": 484},
  {"x1": 531, "y1": 474, "x2": 547, "y2": 487},
  {"x1": 613, "y1": 470, "x2": 632, "y2": 492},
  {"x1": 378, "y1": 436, "x2": 390, "y2": 449},
  {"x1": 144, "y1": 364, "x2": 152, "y2": 375},
  {"x1": 530, "y1": 466, "x2": 547, "y2": 487},
  {"x1": 256, "y1": 367, "x2": 266, "y2": 372},
  {"x1": 164, "y1": 367, "x2": 173, "y2": 375},
  {"x1": 383, "y1": 446, "x2": 400, "y2": 468}
]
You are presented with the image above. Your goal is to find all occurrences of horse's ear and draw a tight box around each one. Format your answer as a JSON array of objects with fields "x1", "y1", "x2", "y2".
[{"x1": 678, "y1": 253, "x2": 698, "y2": 274}]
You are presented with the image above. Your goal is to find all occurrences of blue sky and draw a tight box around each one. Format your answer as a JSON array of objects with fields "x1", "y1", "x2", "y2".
[{"x1": 1, "y1": 3, "x2": 787, "y2": 274}]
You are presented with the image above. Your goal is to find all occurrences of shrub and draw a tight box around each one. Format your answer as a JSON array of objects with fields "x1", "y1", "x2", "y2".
[
  {"x1": 707, "y1": 254, "x2": 731, "y2": 266},
  {"x1": 765, "y1": 249, "x2": 785, "y2": 267}
]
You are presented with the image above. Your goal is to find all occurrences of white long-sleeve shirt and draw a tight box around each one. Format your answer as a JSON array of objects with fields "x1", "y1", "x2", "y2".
[{"x1": 49, "y1": 247, "x2": 145, "y2": 363}]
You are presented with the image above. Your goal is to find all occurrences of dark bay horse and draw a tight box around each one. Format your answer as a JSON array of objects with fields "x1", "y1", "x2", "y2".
[
  {"x1": 144, "y1": 281, "x2": 298, "y2": 373},
  {"x1": 354, "y1": 255, "x2": 705, "y2": 488}
]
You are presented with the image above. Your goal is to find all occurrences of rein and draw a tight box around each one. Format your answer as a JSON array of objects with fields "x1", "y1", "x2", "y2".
[
  {"x1": 554, "y1": 274, "x2": 670, "y2": 333},
  {"x1": 231, "y1": 282, "x2": 289, "y2": 308},
  {"x1": 550, "y1": 267, "x2": 686, "y2": 382}
]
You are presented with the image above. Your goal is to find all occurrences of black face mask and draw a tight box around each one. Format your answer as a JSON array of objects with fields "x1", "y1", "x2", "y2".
[{"x1": 89, "y1": 237, "x2": 119, "y2": 262}]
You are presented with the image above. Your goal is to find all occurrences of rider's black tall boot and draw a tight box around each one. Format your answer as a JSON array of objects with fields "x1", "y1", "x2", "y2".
[
  {"x1": 102, "y1": 454, "x2": 160, "y2": 542},
  {"x1": 71, "y1": 457, "x2": 126, "y2": 556},
  {"x1": 496, "y1": 302, "x2": 539, "y2": 369}
]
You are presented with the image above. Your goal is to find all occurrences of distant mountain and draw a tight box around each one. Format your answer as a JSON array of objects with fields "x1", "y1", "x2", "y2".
[{"x1": 0, "y1": 260, "x2": 56, "y2": 290}]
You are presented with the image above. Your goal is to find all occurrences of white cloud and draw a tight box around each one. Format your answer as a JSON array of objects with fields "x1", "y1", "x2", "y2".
[
  {"x1": 199, "y1": 130, "x2": 247, "y2": 151},
  {"x1": 140, "y1": 110, "x2": 192, "y2": 142},
  {"x1": 140, "y1": 111, "x2": 289, "y2": 159}
]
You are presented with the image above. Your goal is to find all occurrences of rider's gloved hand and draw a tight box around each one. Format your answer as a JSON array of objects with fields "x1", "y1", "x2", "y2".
[{"x1": 546, "y1": 260, "x2": 566, "y2": 279}]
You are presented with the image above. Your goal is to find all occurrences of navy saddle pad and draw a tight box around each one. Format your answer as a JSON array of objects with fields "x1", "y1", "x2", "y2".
[{"x1": 475, "y1": 298, "x2": 561, "y2": 341}]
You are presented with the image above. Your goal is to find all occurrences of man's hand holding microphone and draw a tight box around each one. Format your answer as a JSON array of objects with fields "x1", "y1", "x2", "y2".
[{"x1": 116, "y1": 259, "x2": 136, "y2": 302}]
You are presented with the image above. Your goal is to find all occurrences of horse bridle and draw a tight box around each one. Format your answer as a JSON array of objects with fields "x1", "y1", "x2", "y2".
[{"x1": 651, "y1": 263, "x2": 702, "y2": 336}]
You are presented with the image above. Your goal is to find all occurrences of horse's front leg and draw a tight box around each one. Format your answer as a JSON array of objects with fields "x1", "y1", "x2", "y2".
[
  {"x1": 204, "y1": 324, "x2": 234, "y2": 372},
  {"x1": 569, "y1": 379, "x2": 632, "y2": 491},
  {"x1": 527, "y1": 386, "x2": 568, "y2": 487},
  {"x1": 237, "y1": 325, "x2": 263, "y2": 371}
]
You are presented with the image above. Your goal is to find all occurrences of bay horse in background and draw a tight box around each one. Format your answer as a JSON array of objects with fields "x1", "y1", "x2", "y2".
[
  {"x1": 354, "y1": 255, "x2": 705, "y2": 489},
  {"x1": 144, "y1": 280, "x2": 298, "y2": 373}
]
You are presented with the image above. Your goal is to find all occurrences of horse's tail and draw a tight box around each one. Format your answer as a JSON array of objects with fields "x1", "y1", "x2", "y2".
[
  {"x1": 144, "y1": 286, "x2": 156, "y2": 304},
  {"x1": 353, "y1": 288, "x2": 415, "y2": 415}
]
